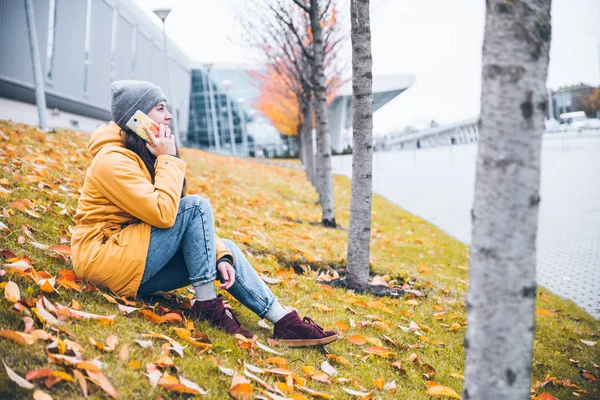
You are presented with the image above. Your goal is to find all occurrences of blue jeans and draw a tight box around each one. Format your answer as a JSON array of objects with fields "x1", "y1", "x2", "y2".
[{"x1": 138, "y1": 195, "x2": 277, "y2": 318}]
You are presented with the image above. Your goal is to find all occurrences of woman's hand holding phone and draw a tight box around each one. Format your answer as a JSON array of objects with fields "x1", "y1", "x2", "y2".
[{"x1": 145, "y1": 123, "x2": 177, "y2": 157}]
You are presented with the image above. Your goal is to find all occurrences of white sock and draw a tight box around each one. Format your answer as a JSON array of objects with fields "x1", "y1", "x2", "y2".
[
  {"x1": 265, "y1": 302, "x2": 291, "y2": 324},
  {"x1": 193, "y1": 281, "x2": 217, "y2": 301}
]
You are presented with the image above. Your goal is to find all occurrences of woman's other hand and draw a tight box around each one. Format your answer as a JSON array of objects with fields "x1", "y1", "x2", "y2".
[
  {"x1": 217, "y1": 261, "x2": 235, "y2": 289},
  {"x1": 145, "y1": 123, "x2": 176, "y2": 157}
]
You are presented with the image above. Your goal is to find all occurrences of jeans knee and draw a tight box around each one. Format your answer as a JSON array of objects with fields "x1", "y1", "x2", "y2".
[
  {"x1": 182, "y1": 195, "x2": 212, "y2": 214},
  {"x1": 221, "y1": 238, "x2": 242, "y2": 259},
  {"x1": 220, "y1": 238, "x2": 235, "y2": 251}
]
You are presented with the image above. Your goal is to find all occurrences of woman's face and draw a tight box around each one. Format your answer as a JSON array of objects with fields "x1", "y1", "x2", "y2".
[{"x1": 147, "y1": 101, "x2": 172, "y2": 125}]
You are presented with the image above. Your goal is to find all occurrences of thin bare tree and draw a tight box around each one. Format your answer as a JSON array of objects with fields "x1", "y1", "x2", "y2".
[
  {"x1": 238, "y1": 0, "x2": 344, "y2": 227},
  {"x1": 345, "y1": 0, "x2": 373, "y2": 288},
  {"x1": 292, "y1": 0, "x2": 337, "y2": 227},
  {"x1": 463, "y1": 1, "x2": 552, "y2": 399}
]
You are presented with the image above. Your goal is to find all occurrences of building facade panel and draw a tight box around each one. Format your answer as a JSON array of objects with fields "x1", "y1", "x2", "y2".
[
  {"x1": 87, "y1": 0, "x2": 113, "y2": 108},
  {"x1": 0, "y1": 0, "x2": 49, "y2": 85},
  {"x1": 133, "y1": 30, "x2": 151, "y2": 83},
  {"x1": 150, "y1": 42, "x2": 166, "y2": 92},
  {"x1": 1, "y1": 0, "x2": 192, "y2": 135},
  {"x1": 51, "y1": 0, "x2": 87, "y2": 99},
  {"x1": 114, "y1": 14, "x2": 134, "y2": 81},
  {"x1": 171, "y1": 60, "x2": 191, "y2": 140}
]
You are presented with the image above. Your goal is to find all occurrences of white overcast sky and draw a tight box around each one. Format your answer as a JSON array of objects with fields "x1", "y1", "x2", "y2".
[{"x1": 135, "y1": 0, "x2": 600, "y2": 135}]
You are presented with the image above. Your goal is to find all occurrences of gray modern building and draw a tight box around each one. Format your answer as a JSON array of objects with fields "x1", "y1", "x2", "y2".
[
  {"x1": 0, "y1": 0, "x2": 192, "y2": 137},
  {"x1": 328, "y1": 74, "x2": 416, "y2": 152},
  {"x1": 187, "y1": 65, "x2": 287, "y2": 157},
  {"x1": 187, "y1": 67, "x2": 255, "y2": 156},
  {"x1": 550, "y1": 83, "x2": 595, "y2": 118}
]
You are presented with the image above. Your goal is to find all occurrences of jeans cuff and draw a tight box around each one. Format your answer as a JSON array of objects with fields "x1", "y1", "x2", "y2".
[
  {"x1": 258, "y1": 295, "x2": 277, "y2": 318},
  {"x1": 190, "y1": 272, "x2": 217, "y2": 286}
]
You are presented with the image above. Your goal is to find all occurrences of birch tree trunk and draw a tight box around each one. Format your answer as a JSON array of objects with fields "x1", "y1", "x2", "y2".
[
  {"x1": 463, "y1": 1, "x2": 552, "y2": 399},
  {"x1": 313, "y1": 95, "x2": 324, "y2": 203},
  {"x1": 303, "y1": 101, "x2": 316, "y2": 185},
  {"x1": 310, "y1": 0, "x2": 336, "y2": 227},
  {"x1": 346, "y1": 0, "x2": 373, "y2": 288}
]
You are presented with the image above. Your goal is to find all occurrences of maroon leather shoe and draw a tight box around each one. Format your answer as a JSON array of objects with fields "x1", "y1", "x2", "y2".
[
  {"x1": 190, "y1": 297, "x2": 254, "y2": 339},
  {"x1": 272, "y1": 310, "x2": 339, "y2": 347}
]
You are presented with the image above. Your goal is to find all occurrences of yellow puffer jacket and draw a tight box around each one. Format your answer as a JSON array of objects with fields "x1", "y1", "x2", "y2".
[{"x1": 71, "y1": 121, "x2": 233, "y2": 297}]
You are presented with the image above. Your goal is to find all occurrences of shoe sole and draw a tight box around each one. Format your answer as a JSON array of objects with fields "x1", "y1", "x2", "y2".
[{"x1": 276, "y1": 334, "x2": 339, "y2": 347}]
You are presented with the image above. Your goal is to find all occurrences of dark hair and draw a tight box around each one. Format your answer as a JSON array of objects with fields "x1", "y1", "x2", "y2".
[{"x1": 121, "y1": 128, "x2": 187, "y2": 198}]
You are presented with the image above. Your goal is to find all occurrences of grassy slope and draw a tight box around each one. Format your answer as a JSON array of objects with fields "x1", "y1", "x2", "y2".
[{"x1": 0, "y1": 120, "x2": 598, "y2": 399}]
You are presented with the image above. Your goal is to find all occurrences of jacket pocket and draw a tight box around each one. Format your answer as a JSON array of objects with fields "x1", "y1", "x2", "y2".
[{"x1": 102, "y1": 225, "x2": 130, "y2": 247}]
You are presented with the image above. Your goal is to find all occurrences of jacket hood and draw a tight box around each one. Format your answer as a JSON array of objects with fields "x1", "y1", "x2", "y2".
[{"x1": 88, "y1": 121, "x2": 125, "y2": 157}]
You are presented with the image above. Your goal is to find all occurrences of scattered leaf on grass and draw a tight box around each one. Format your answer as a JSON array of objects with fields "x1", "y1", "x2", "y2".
[
  {"x1": 33, "y1": 390, "x2": 53, "y2": 400},
  {"x1": 451, "y1": 372, "x2": 464, "y2": 380},
  {"x1": 580, "y1": 340, "x2": 596, "y2": 346},
  {"x1": 342, "y1": 387, "x2": 372, "y2": 398},
  {"x1": 258, "y1": 319, "x2": 270, "y2": 329},
  {"x1": 86, "y1": 370, "x2": 118, "y2": 399},
  {"x1": 256, "y1": 340, "x2": 283, "y2": 355},
  {"x1": 26, "y1": 368, "x2": 53, "y2": 380},
  {"x1": 536, "y1": 394, "x2": 558, "y2": 400},
  {"x1": 4, "y1": 281, "x2": 20, "y2": 302},
  {"x1": 72, "y1": 369, "x2": 88, "y2": 397},
  {"x1": 140, "y1": 309, "x2": 182, "y2": 324},
  {"x1": 321, "y1": 361, "x2": 337, "y2": 377},
  {"x1": 117, "y1": 304, "x2": 138, "y2": 314},
  {"x1": 134, "y1": 339, "x2": 153, "y2": 348},
  {"x1": 143, "y1": 333, "x2": 185, "y2": 357},
  {"x1": 0, "y1": 329, "x2": 36, "y2": 345},
  {"x1": 90, "y1": 334, "x2": 118, "y2": 352},
  {"x1": 348, "y1": 334, "x2": 367, "y2": 345},
  {"x1": 295, "y1": 385, "x2": 334, "y2": 399},
  {"x1": 331, "y1": 321, "x2": 349, "y2": 332},
  {"x1": 311, "y1": 303, "x2": 335, "y2": 312},
  {"x1": 4, "y1": 362, "x2": 34, "y2": 389},
  {"x1": 219, "y1": 365, "x2": 235, "y2": 376},
  {"x1": 536, "y1": 309, "x2": 554, "y2": 317},
  {"x1": 229, "y1": 375, "x2": 253, "y2": 400},
  {"x1": 425, "y1": 383, "x2": 460, "y2": 398}
]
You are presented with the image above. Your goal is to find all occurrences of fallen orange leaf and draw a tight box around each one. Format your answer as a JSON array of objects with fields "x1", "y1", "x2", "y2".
[
  {"x1": 4, "y1": 281, "x2": 20, "y2": 302},
  {"x1": 229, "y1": 375, "x2": 253, "y2": 400},
  {"x1": 348, "y1": 334, "x2": 367, "y2": 345},
  {"x1": 86, "y1": 370, "x2": 118, "y2": 399},
  {"x1": 426, "y1": 384, "x2": 460, "y2": 398},
  {"x1": 536, "y1": 393, "x2": 558, "y2": 400},
  {"x1": 536, "y1": 309, "x2": 554, "y2": 317}
]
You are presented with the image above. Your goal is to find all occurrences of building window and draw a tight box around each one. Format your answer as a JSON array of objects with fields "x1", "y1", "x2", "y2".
[
  {"x1": 45, "y1": 0, "x2": 57, "y2": 82},
  {"x1": 83, "y1": 0, "x2": 93, "y2": 96}
]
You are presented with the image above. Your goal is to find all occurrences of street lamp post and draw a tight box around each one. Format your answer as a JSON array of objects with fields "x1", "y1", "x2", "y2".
[
  {"x1": 236, "y1": 98, "x2": 248, "y2": 157},
  {"x1": 204, "y1": 64, "x2": 221, "y2": 152},
  {"x1": 221, "y1": 79, "x2": 237, "y2": 156},
  {"x1": 153, "y1": 8, "x2": 181, "y2": 146},
  {"x1": 24, "y1": 0, "x2": 48, "y2": 131}
]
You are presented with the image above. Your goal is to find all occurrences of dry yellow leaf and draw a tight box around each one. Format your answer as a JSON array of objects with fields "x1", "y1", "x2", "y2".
[
  {"x1": 229, "y1": 375, "x2": 253, "y2": 400},
  {"x1": 348, "y1": 334, "x2": 367, "y2": 345},
  {"x1": 4, "y1": 281, "x2": 20, "y2": 302},
  {"x1": 426, "y1": 384, "x2": 460, "y2": 398}
]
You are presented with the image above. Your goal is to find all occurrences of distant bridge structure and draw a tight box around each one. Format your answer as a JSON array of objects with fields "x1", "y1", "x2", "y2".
[{"x1": 383, "y1": 117, "x2": 600, "y2": 150}]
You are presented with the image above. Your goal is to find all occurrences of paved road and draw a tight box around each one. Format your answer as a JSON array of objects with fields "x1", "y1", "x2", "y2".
[{"x1": 332, "y1": 134, "x2": 600, "y2": 319}]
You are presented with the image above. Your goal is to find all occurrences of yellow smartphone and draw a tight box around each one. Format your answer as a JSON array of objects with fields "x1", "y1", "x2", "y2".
[{"x1": 125, "y1": 110, "x2": 159, "y2": 144}]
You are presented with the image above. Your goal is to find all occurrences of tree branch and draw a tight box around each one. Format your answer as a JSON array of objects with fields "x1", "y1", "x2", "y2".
[{"x1": 291, "y1": 0, "x2": 311, "y2": 13}]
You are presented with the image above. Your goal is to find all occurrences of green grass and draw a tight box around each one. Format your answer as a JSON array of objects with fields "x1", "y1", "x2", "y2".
[{"x1": 0, "y1": 120, "x2": 598, "y2": 399}]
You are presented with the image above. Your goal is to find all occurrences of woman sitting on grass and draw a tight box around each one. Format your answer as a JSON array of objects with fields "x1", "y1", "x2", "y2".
[{"x1": 71, "y1": 80, "x2": 338, "y2": 347}]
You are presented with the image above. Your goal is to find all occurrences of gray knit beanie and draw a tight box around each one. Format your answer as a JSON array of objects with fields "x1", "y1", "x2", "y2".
[{"x1": 110, "y1": 80, "x2": 167, "y2": 129}]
